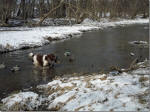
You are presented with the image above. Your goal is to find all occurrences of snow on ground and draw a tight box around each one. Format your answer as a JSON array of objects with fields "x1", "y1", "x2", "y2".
[
  {"x1": 0, "y1": 25, "x2": 97, "y2": 52},
  {"x1": 82, "y1": 18, "x2": 149, "y2": 27},
  {"x1": 0, "y1": 18, "x2": 149, "y2": 53},
  {"x1": 37, "y1": 70, "x2": 149, "y2": 111},
  {"x1": 1, "y1": 62, "x2": 149, "y2": 111}
]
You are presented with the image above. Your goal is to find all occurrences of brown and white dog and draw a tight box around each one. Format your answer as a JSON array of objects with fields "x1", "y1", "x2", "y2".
[{"x1": 29, "y1": 53, "x2": 58, "y2": 67}]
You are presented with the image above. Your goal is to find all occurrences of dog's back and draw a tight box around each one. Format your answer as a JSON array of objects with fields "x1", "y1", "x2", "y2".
[{"x1": 32, "y1": 54, "x2": 43, "y2": 66}]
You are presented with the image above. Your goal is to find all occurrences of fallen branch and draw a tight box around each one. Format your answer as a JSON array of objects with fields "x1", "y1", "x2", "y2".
[
  {"x1": 36, "y1": 0, "x2": 64, "y2": 26},
  {"x1": 110, "y1": 58, "x2": 139, "y2": 73}
]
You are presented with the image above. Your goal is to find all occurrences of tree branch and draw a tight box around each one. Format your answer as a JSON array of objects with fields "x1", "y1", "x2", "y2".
[{"x1": 36, "y1": 0, "x2": 64, "y2": 26}]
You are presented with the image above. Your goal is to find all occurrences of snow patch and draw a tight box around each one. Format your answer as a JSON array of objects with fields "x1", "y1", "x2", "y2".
[{"x1": 1, "y1": 92, "x2": 41, "y2": 111}]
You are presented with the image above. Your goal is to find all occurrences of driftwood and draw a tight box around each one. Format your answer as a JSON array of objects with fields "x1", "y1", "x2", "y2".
[{"x1": 110, "y1": 58, "x2": 139, "y2": 73}]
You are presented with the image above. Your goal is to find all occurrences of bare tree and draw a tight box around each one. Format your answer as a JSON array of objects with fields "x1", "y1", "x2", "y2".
[{"x1": 0, "y1": 0, "x2": 149, "y2": 26}]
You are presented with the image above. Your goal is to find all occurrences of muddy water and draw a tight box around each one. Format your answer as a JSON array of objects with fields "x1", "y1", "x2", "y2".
[{"x1": 0, "y1": 24, "x2": 149, "y2": 100}]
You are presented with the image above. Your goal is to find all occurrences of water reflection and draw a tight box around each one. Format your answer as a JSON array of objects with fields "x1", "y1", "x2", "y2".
[{"x1": 31, "y1": 66, "x2": 56, "y2": 82}]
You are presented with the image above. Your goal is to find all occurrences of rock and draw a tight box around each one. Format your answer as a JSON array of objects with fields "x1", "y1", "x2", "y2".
[
  {"x1": 11, "y1": 65, "x2": 20, "y2": 72},
  {"x1": 47, "y1": 37, "x2": 53, "y2": 42},
  {"x1": 46, "y1": 37, "x2": 60, "y2": 42},
  {"x1": 0, "y1": 63, "x2": 6, "y2": 69},
  {"x1": 67, "y1": 34, "x2": 73, "y2": 38},
  {"x1": 109, "y1": 71, "x2": 119, "y2": 75}
]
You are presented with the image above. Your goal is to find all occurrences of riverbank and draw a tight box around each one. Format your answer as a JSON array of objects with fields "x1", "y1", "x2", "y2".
[
  {"x1": 0, "y1": 18, "x2": 148, "y2": 53},
  {"x1": 0, "y1": 60, "x2": 149, "y2": 111}
]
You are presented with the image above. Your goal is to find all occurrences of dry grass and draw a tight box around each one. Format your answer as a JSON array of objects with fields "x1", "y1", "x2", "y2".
[
  {"x1": 65, "y1": 95, "x2": 76, "y2": 103},
  {"x1": 138, "y1": 98, "x2": 147, "y2": 104},
  {"x1": 9, "y1": 102, "x2": 21, "y2": 111},
  {"x1": 106, "y1": 89, "x2": 113, "y2": 94},
  {"x1": 6, "y1": 101, "x2": 29, "y2": 111},
  {"x1": 115, "y1": 84, "x2": 118, "y2": 87},
  {"x1": 110, "y1": 108, "x2": 114, "y2": 112},
  {"x1": 46, "y1": 85, "x2": 75, "y2": 96},
  {"x1": 99, "y1": 88, "x2": 104, "y2": 91},
  {"x1": 99, "y1": 75, "x2": 107, "y2": 81},
  {"x1": 49, "y1": 102, "x2": 64, "y2": 111},
  {"x1": 139, "y1": 76, "x2": 149, "y2": 82},
  {"x1": 114, "y1": 92, "x2": 120, "y2": 99},
  {"x1": 49, "y1": 94, "x2": 76, "y2": 111},
  {"x1": 46, "y1": 36, "x2": 60, "y2": 42},
  {"x1": 75, "y1": 106, "x2": 85, "y2": 111},
  {"x1": 85, "y1": 81, "x2": 92, "y2": 88},
  {"x1": 122, "y1": 103, "x2": 126, "y2": 107},
  {"x1": 138, "y1": 90, "x2": 149, "y2": 105}
]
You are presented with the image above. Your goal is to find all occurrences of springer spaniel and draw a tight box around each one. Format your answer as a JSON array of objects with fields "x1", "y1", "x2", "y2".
[{"x1": 29, "y1": 53, "x2": 58, "y2": 67}]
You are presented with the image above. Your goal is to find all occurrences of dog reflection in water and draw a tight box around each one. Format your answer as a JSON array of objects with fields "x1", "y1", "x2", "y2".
[
  {"x1": 32, "y1": 66, "x2": 56, "y2": 82},
  {"x1": 29, "y1": 52, "x2": 58, "y2": 68}
]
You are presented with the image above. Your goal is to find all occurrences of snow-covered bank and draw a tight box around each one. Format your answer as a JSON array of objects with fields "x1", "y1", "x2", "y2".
[
  {"x1": 1, "y1": 61, "x2": 149, "y2": 111},
  {"x1": 0, "y1": 18, "x2": 149, "y2": 53},
  {"x1": 1, "y1": 92, "x2": 41, "y2": 110},
  {"x1": 82, "y1": 18, "x2": 149, "y2": 27}
]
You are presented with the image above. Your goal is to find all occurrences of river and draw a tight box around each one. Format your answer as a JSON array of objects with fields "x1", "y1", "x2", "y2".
[{"x1": 0, "y1": 24, "x2": 148, "y2": 100}]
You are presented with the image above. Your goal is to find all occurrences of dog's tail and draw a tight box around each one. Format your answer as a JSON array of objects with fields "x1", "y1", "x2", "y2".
[{"x1": 28, "y1": 52, "x2": 34, "y2": 58}]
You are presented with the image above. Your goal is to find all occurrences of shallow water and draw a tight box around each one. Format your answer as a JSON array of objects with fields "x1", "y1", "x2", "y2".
[{"x1": 0, "y1": 24, "x2": 149, "y2": 100}]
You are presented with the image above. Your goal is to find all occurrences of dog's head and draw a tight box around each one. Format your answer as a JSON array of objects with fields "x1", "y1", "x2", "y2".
[{"x1": 46, "y1": 54, "x2": 58, "y2": 63}]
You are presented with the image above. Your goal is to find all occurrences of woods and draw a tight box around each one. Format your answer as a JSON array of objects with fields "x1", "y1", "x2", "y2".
[{"x1": 0, "y1": 0, "x2": 149, "y2": 25}]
